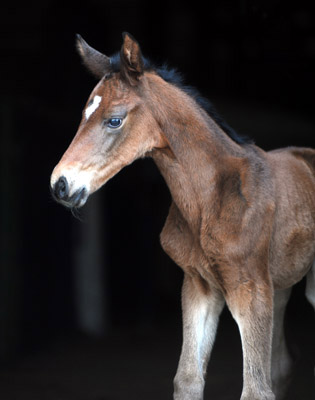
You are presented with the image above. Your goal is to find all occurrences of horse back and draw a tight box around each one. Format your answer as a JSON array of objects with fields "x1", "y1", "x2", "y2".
[
  {"x1": 269, "y1": 146, "x2": 315, "y2": 188},
  {"x1": 289, "y1": 147, "x2": 315, "y2": 173}
]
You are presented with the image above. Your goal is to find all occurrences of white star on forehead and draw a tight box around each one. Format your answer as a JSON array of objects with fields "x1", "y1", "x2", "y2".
[{"x1": 85, "y1": 95, "x2": 102, "y2": 120}]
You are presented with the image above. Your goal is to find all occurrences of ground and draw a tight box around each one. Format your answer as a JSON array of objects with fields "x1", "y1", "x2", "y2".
[{"x1": 0, "y1": 287, "x2": 314, "y2": 400}]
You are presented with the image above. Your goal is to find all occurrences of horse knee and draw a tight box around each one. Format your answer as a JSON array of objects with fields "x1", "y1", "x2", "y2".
[{"x1": 173, "y1": 373, "x2": 204, "y2": 400}]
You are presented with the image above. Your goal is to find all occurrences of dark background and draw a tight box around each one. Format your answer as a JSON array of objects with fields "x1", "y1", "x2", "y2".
[{"x1": 0, "y1": 1, "x2": 314, "y2": 399}]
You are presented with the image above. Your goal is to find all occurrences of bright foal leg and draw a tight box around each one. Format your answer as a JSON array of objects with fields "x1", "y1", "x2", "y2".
[
  {"x1": 174, "y1": 273, "x2": 225, "y2": 400},
  {"x1": 227, "y1": 281, "x2": 275, "y2": 400},
  {"x1": 271, "y1": 288, "x2": 293, "y2": 400}
]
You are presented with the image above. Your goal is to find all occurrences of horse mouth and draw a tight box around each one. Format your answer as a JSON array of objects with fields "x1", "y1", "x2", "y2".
[
  {"x1": 51, "y1": 177, "x2": 89, "y2": 208},
  {"x1": 69, "y1": 187, "x2": 88, "y2": 208}
]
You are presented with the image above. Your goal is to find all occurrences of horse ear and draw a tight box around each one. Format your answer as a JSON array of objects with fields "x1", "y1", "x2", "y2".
[
  {"x1": 76, "y1": 34, "x2": 111, "y2": 79},
  {"x1": 120, "y1": 32, "x2": 144, "y2": 85}
]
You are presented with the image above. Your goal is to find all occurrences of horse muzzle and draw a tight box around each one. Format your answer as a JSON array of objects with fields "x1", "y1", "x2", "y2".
[{"x1": 51, "y1": 175, "x2": 89, "y2": 208}]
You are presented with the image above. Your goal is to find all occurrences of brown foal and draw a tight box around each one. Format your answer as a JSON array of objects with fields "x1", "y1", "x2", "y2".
[{"x1": 51, "y1": 33, "x2": 315, "y2": 400}]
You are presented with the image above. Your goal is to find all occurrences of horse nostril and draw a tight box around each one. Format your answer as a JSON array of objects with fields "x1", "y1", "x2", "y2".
[{"x1": 54, "y1": 176, "x2": 69, "y2": 200}]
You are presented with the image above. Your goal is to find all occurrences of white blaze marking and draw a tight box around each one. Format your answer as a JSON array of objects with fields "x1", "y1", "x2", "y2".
[{"x1": 85, "y1": 95, "x2": 102, "y2": 120}]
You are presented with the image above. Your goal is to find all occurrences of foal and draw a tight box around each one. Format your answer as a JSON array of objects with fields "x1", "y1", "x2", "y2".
[{"x1": 51, "y1": 33, "x2": 315, "y2": 400}]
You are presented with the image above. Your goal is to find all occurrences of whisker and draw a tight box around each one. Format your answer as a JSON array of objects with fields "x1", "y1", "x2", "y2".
[{"x1": 70, "y1": 207, "x2": 85, "y2": 222}]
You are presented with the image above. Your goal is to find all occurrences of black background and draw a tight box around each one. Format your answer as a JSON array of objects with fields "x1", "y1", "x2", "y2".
[{"x1": 0, "y1": 1, "x2": 314, "y2": 399}]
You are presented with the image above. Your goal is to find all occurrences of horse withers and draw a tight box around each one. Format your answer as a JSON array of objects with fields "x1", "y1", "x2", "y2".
[{"x1": 50, "y1": 33, "x2": 315, "y2": 400}]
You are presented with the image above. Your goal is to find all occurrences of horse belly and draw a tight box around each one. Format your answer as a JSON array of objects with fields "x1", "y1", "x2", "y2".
[
  {"x1": 270, "y1": 235, "x2": 315, "y2": 290},
  {"x1": 268, "y1": 149, "x2": 315, "y2": 289}
]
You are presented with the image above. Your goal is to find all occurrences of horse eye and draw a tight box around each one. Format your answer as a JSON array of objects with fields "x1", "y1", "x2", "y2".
[{"x1": 108, "y1": 118, "x2": 123, "y2": 129}]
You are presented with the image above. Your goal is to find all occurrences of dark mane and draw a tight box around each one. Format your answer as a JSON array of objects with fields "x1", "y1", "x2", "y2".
[{"x1": 110, "y1": 53, "x2": 251, "y2": 145}]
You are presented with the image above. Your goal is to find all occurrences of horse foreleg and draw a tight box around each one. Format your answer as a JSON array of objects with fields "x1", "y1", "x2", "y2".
[
  {"x1": 227, "y1": 282, "x2": 275, "y2": 400},
  {"x1": 174, "y1": 273, "x2": 225, "y2": 400},
  {"x1": 271, "y1": 288, "x2": 293, "y2": 400}
]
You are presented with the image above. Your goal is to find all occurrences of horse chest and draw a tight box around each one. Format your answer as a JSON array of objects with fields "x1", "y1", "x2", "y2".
[{"x1": 160, "y1": 203, "x2": 215, "y2": 277}]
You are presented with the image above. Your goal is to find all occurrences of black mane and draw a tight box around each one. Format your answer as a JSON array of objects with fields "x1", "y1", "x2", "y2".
[{"x1": 110, "y1": 53, "x2": 251, "y2": 145}]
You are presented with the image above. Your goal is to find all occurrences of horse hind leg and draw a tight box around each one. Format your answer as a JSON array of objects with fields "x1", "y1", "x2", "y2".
[
  {"x1": 271, "y1": 288, "x2": 293, "y2": 400},
  {"x1": 305, "y1": 260, "x2": 315, "y2": 396},
  {"x1": 306, "y1": 260, "x2": 315, "y2": 311}
]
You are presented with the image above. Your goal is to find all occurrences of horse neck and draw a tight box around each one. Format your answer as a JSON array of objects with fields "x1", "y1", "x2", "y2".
[{"x1": 146, "y1": 74, "x2": 245, "y2": 229}]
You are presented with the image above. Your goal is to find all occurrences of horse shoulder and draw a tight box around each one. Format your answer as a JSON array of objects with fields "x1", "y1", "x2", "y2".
[
  {"x1": 196, "y1": 150, "x2": 277, "y2": 294},
  {"x1": 200, "y1": 149, "x2": 275, "y2": 258}
]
